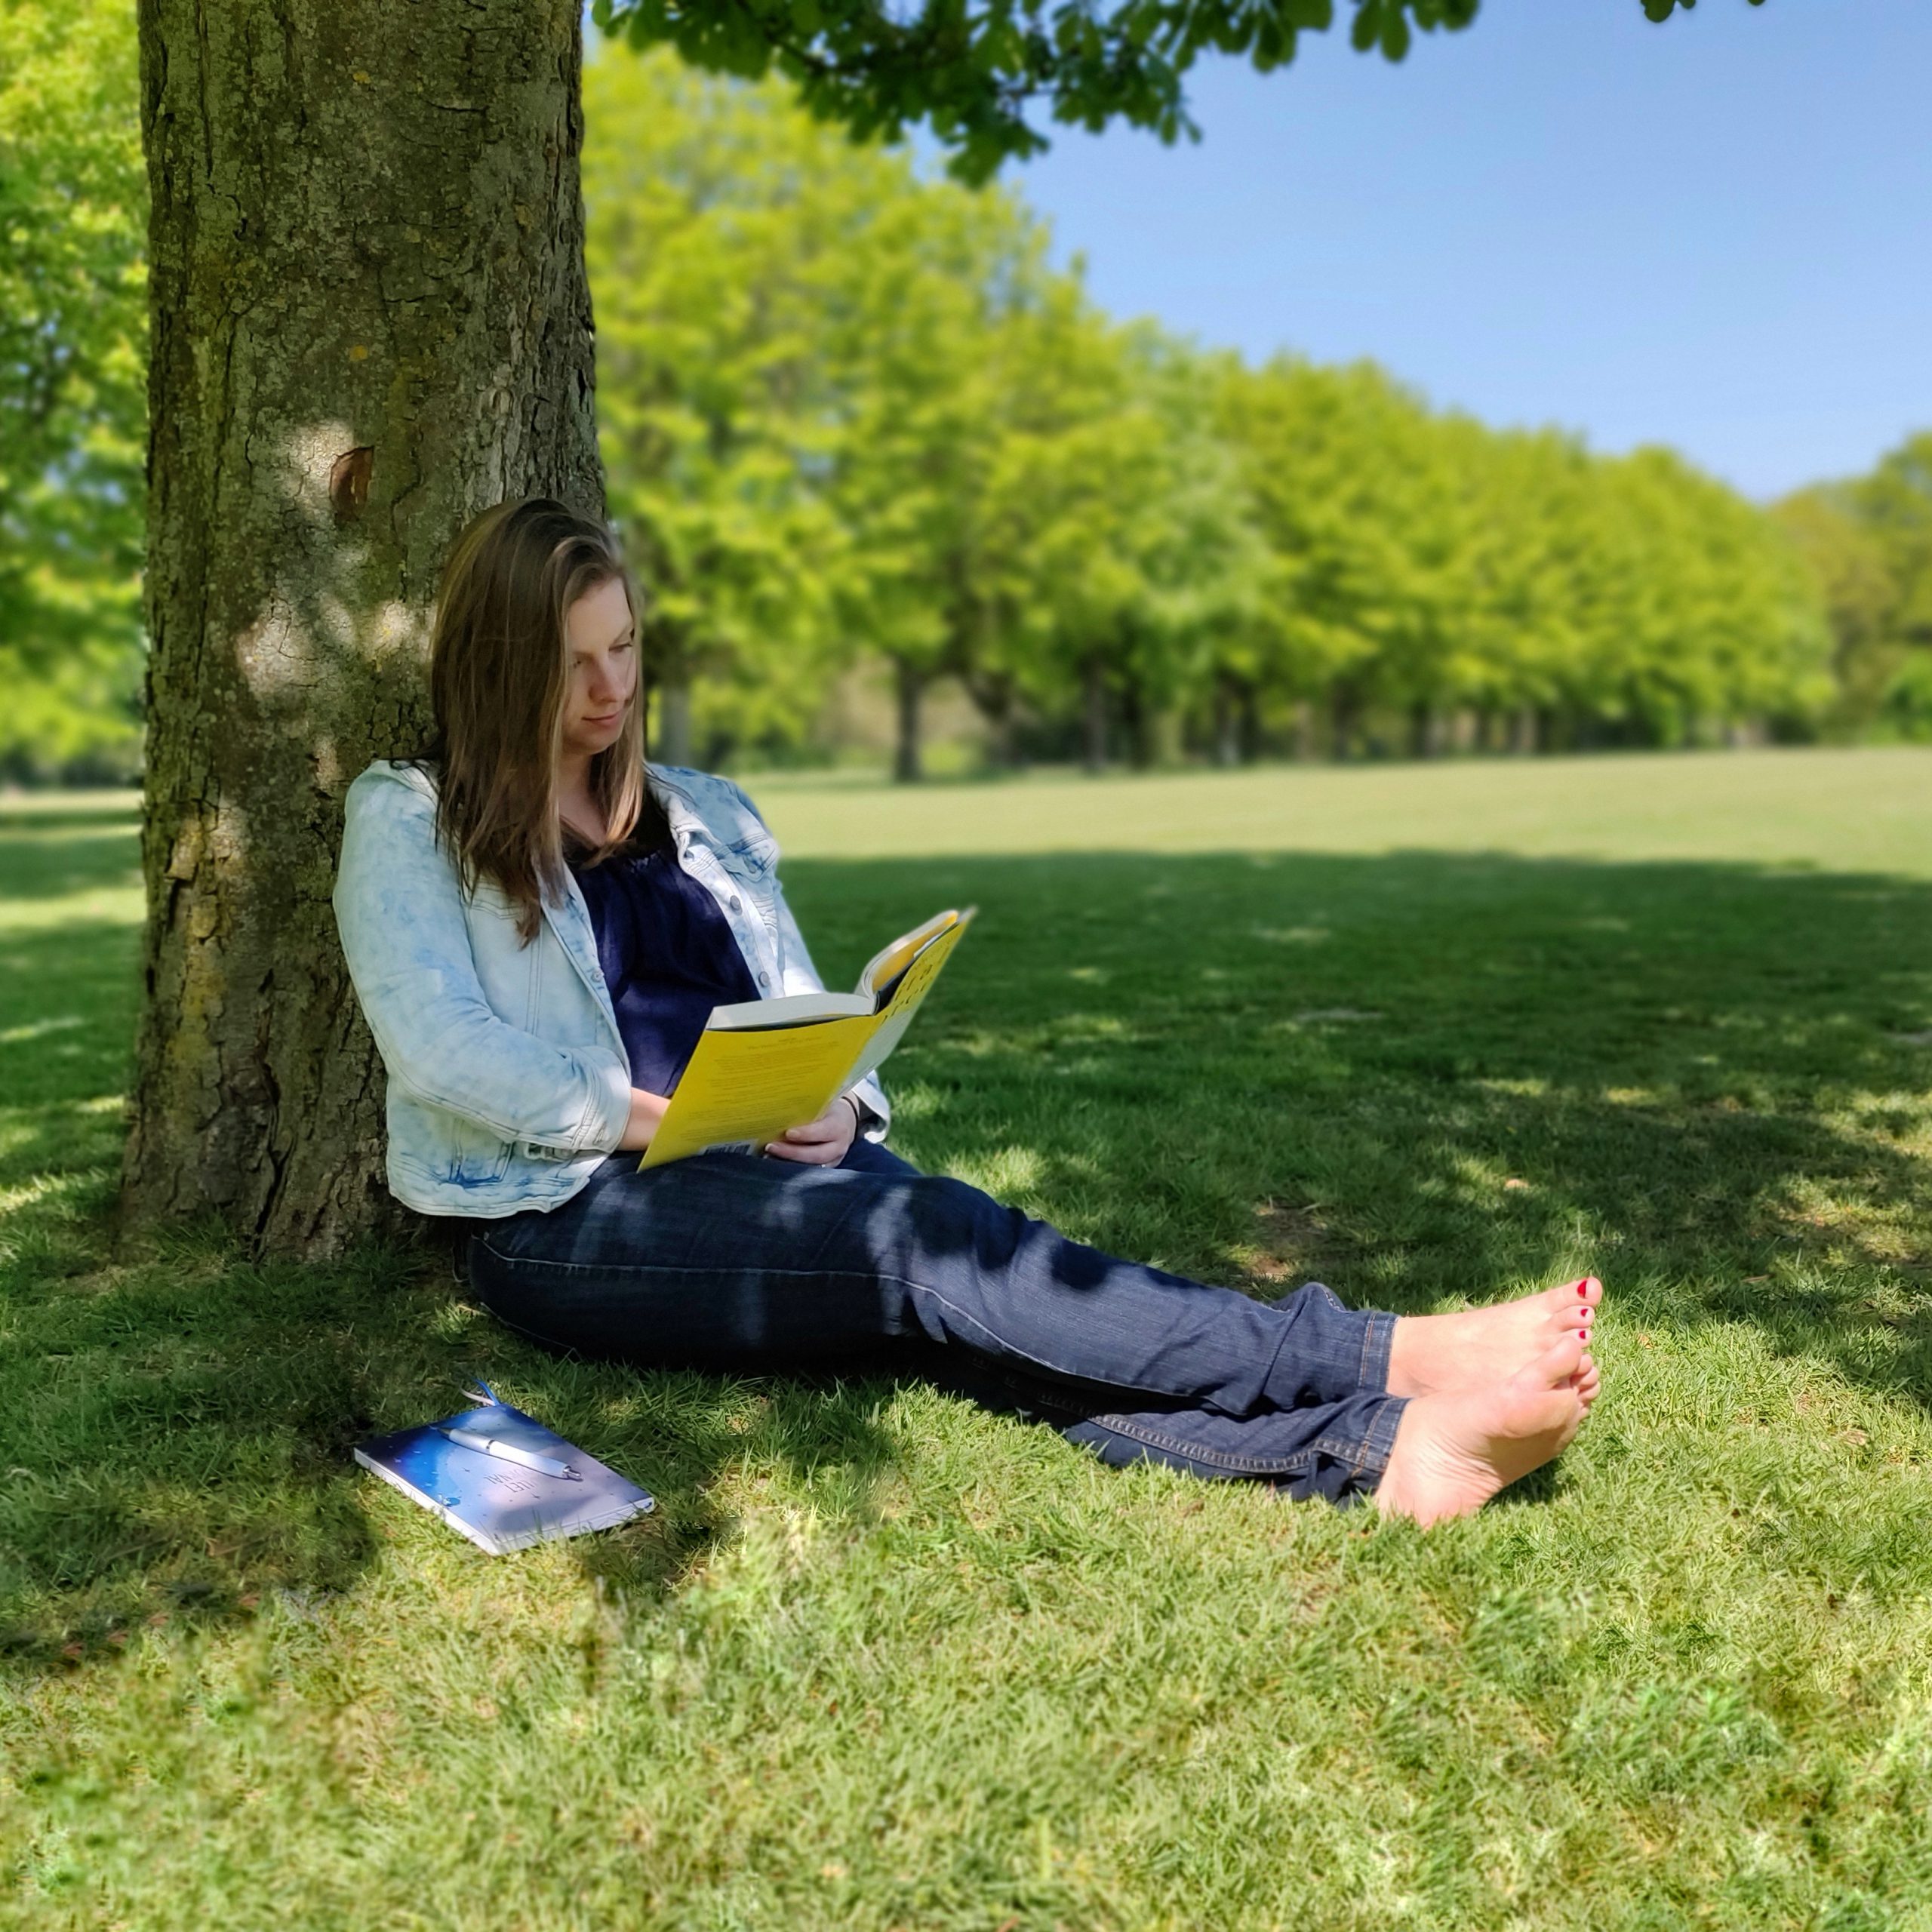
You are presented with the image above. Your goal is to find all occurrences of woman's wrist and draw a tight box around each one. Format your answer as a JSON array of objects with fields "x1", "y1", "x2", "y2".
[{"x1": 619, "y1": 1086, "x2": 670, "y2": 1151}]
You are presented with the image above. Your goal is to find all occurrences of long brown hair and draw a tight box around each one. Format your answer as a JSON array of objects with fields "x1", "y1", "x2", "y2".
[{"x1": 425, "y1": 497, "x2": 651, "y2": 943}]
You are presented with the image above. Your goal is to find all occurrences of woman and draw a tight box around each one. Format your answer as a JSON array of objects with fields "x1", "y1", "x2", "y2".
[{"x1": 333, "y1": 498, "x2": 1601, "y2": 1524}]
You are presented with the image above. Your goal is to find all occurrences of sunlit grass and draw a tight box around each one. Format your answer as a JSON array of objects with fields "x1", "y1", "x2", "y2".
[{"x1": 5, "y1": 751, "x2": 1932, "y2": 1930}]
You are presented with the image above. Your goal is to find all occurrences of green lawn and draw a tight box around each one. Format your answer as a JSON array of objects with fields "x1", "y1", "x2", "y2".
[{"x1": 5, "y1": 749, "x2": 1932, "y2": 1930}]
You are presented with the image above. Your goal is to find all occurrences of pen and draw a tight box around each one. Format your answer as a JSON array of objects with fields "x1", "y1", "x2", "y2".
[{"x1": 438, "y1": 1425, "x2": 580, "y2": 1481}]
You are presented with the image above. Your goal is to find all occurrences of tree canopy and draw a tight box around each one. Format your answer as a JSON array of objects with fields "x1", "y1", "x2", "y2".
[
  {"x1": 592, "y1": 0, "x2": 1759, "y2": 182},
  {"x1": 1777, "y1": 432, "x2": 1932, "y2": 739}
]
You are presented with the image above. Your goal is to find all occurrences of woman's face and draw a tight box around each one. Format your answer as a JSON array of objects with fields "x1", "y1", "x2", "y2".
[{"x1": 559, "y1": 576, "x2": 638, "y2": 767}]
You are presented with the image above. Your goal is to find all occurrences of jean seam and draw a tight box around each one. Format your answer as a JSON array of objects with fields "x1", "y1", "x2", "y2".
[
  {"x1": 1078, "y1": 1410, "x2": 1322, "y2": 1478},
  {"x1": 1340, "y1": 1395, "x2": 1407, "y2": 1479},
  {"x1": 985, "y1": 1361, "x2": 1389, "y2": 1482}
]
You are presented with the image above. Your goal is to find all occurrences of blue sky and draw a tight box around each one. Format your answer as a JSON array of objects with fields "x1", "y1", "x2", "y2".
[{"x1": 1008, "y1": 0, "x2": 1929, "y2": 500}]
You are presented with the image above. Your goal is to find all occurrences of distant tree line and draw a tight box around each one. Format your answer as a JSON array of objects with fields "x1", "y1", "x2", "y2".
[
  {"x1": 2, "y1": 19, "x2": 1926, "y2": 783},
  {"x1": 586, "y1": 51, "x2": 1849, "y2": 777}
]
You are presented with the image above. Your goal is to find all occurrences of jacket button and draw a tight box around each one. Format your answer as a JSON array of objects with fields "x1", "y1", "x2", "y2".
[
  {"x1": 758, "y1": 971, "x2": 771, "y2": 987},
  {"x1": 730, "y1": 895, "x2": 742, "y2": 912}
]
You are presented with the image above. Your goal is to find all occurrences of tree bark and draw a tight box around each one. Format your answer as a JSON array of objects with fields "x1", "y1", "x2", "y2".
[{"x1": 126, "y1": 0, "x2": 602, "y2": 1254}]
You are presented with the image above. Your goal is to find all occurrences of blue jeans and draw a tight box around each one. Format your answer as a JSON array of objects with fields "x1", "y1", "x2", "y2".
[{"x1": 466, "y1": 1141, "x2": 1408, "y2": 1504}]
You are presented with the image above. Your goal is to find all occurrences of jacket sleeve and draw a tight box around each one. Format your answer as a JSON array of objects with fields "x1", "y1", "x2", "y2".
[
  {"x1": 331, "y1": 769, "x2": 632, "y2": 1158},
  {"x1": 728, "y1": 778, "x2": 892, "y2": 1142}
]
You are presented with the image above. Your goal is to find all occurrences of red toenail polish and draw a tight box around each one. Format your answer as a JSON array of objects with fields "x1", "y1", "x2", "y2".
[{"x1": 1577, "y1": 1283, "x2": 1587, "y2": 1297}]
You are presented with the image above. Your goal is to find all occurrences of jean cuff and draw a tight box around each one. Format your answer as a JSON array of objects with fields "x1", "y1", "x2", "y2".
[
  {"x1": 1360, "y1": 1306, "x2": 1398, "y2": 1395},
  {"x1": 1352, "y1": 1392, "x2": 1408, "y2": 1485}
]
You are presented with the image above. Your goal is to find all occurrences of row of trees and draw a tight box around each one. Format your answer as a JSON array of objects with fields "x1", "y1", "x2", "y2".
[
  {"x1": 3, "y1": 22, "x2": 1926, "y2": 786},
  {"x1": 585, "y1": 48, "x2": 1848, "y2": 777}
]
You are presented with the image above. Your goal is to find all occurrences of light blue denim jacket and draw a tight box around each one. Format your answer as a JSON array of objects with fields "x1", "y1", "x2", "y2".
[{"x1": 331, "y1": 758, "x2": 889, "y2": 1218}]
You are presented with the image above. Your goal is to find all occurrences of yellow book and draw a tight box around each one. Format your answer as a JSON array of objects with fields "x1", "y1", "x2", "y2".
[{"x1": 640, "y1": 908, "x2": 975, "y2": 1169}]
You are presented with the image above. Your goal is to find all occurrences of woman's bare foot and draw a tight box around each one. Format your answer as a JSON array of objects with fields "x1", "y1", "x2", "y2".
[
  {"x1": 1571, "y1": 1349, "x2": 1601, "y2": 1413},
  {"x1": 1386, "y1": 1277, "x2": 1602, "y2": 1398},
  {"x1": 1375, "y1": 1334, "x2": 1590, "y2": 1527}
]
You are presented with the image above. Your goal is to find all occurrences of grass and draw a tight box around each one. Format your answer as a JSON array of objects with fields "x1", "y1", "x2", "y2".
[{"x1": 5, "y1": 746, "x2": 1932, "y2": 1930}]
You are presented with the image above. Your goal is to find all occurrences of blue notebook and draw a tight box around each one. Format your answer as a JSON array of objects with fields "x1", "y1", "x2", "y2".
[{"x1": 354, "y1": 1383, "x2": 654, "y2": 1555}]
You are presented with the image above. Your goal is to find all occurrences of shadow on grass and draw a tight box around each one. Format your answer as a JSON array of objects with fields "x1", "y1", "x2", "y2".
[{"x1": 6, "y1": 829, "x2": 1932, "y2": 1671}]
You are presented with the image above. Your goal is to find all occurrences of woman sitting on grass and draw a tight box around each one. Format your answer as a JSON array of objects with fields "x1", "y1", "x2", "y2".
[{"x1": 332, "y1": 498, "x2": 1602, "y2": 1525}]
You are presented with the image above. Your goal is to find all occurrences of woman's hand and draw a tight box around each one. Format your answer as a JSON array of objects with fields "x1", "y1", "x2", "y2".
[{"x1": 766, "y1": 1094, "x2": 860, "y2": 1167}]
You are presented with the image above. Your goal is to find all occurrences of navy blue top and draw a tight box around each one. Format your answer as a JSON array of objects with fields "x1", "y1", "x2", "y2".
[{"x1": 569, "y1": 844, "x2": 759, "y2": 1095}]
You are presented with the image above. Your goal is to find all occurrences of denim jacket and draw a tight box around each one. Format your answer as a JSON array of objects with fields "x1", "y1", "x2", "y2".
[{"x1": 331, "y1": 758, "x2": 889, "y2": 1218}]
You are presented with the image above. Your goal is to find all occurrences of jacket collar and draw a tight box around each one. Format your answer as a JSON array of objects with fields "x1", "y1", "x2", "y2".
[{"x1": 645, "y1": 764, "x2": 708, "y2": 850}]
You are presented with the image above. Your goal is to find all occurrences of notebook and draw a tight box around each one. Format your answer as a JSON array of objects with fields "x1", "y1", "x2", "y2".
[{"x1": 353, "y1": 1383, "x2": 655, "y2": 1555}]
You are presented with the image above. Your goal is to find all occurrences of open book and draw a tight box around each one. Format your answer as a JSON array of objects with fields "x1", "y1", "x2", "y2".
[{"x1": 641, "y1": 907, "x2": 974, "y2": 1169}]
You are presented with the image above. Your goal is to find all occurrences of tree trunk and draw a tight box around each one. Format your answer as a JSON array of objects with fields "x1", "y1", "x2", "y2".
[
  {"x1": 126, "y1": 0, "x2": 601, "y2": 1254},
  {"x1": 1123, "y1": 679, "x2": 1166, "y2": 771},
  {"x1": 964, "y1": 672, "x2": 1019, "y2": 771},
  {"x1": 893, "y1": 659, "x2": 924, "y2": 783},
  {"x1": 1289, "y1": 699, "x2": 1315, "y2": 762},
  {"x1": 1330, "y1": 688, "x2": 1362, "y2": 761},
  {"x1": 1082, "y1": 658, "x2": 1109, "y2": 774},
  {"x1": 1212, "y1": 677, "x2": 1241, "y2": 768},
  {"x1": 653, "y1": 673, "x2": 694, "y2": 767}
]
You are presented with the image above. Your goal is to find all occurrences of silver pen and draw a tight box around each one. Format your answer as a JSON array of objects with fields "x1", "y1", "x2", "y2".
[{"x1": 438, "y1": 1425, "x2": 580, "y2": 1481}]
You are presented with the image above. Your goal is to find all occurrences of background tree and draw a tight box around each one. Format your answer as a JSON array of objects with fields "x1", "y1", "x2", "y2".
[
  {"x1": 585, "y1": 48, "x2": 878, "y2": 767},
  {"x1": 0, "y1": 0, "x2": 146, "y2": 780},
  {"x1": 989, "y1": 317, "x2": 1253, "y2": 772},
  {"x1": 826, "y1": 182, "x2": 1048, "y2": 781},
  {"x1": 1772, "y1": 488, "x2": 1900, "y2": 732},
  {"x1": 1219, "y1": 358, "x2": 1438, "y2": 755},
  {"x1": 1847, "y1": 433, "x2": 1932, "y2": 735},
  {"x1": 1854, "y1": 435, "x2": 1932, "y2": 645}
]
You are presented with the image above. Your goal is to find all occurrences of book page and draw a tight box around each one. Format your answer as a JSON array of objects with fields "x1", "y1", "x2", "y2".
[
  {"x1": 640, "y1": 1010, "x2": 881, "y2": 1168},
  {"x1": 841, "y1": 909, "x2": 974, "y2": 1090},
  {"x1": 858, "y1": 909, "x2": 961, "y2": 1001},
  {"x1": 705, "y1": 989, "x2": 872, "y2": 1030}
]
